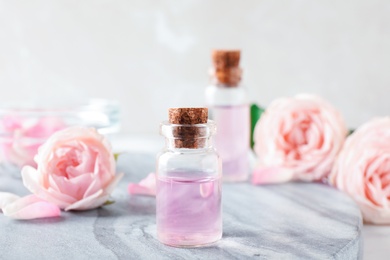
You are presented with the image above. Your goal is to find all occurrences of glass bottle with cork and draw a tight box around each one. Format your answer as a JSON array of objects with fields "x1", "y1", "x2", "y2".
[
  {"x1": 205, "y1": 50, "x2": 250, "y2": 182},
  {"x1": 156, "y1": 107, "x2": 222, "y2": 247}
]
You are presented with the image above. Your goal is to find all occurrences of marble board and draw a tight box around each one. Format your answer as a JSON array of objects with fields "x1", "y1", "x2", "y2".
[{"x1": 0, "y1": 153, "x2": 362, "y2": 259}]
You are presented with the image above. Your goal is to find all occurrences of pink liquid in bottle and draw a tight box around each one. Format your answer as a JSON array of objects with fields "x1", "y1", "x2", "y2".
[
  {"x1": 211, "y1": 104, "x2": 250, "y2": 182},
  {"x1": 156, "y1": 171, "x2": 222, "y2": 247}
]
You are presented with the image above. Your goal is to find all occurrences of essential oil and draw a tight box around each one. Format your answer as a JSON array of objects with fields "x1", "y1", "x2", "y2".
[
  {"x1": 156, "y1": 108, "x2": 222, "y2": 247},
  {"x1": 205, "y1": 50, "x2": 250, "y2": 182}
]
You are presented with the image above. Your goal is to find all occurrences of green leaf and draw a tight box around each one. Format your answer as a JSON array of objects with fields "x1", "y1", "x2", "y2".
[
  {"x1": 114, "y1": 153, "x2": 121, "y2": 161},
  {"x1": 250, "y1": 103, "x2": 265, "y2": 149},
  {"x1": 103, "y1": 200, "x2": 115, "y2": 206}
]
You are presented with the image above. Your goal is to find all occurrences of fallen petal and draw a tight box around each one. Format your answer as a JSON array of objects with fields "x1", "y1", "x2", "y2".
[
  {"x1": 2, "y1": 194, "x2": 61, "y2": 220},
  {"x1": 252, "y1": 166, "x2": 294, "y2": 185},
  {"x1": 0, "y1": 192, "x2": 20, "y2": 209},
  {"x1": 128, "y1": 173, "x2": 156, "y2": 196}
]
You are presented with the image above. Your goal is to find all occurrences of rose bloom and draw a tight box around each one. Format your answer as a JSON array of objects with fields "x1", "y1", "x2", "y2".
[
  {"x1": 20, "y1": 127, "x2": 123, "y2": 212},
  {"x1": 253, "y1": 94, "x2": 347, "y2": 184},
  {"x1": 0, "y1": 116, "x2": 65, "y2": 167},
  {"x1": 329, "y1": 117, "x2": 390, "y2": 224}
]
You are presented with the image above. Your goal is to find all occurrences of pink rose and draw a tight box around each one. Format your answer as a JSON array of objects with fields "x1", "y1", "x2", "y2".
[
  {"x1": 0, "y1": 116, "x2": 65, "y2": 167},
  {"x1": 0, "y1": 127, "x2": 123, "y2": 219},
  {"x1": 329, "y1": 117, "x2": 390, "y2": 224},
  {"x1": 253, "y1": 94, "x2": 347, "y2": 184}
]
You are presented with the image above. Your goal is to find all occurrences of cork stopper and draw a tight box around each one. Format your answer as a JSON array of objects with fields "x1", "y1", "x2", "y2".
[
  {"x1": 211, "y1": 49, "x2": 242, "y2": 87},
  {"x1": 168, "y1": 108, "x2": 208, "y2": 149},
  {"x1": 168, "y1": 108, "x2": 208, "y2": 125}
]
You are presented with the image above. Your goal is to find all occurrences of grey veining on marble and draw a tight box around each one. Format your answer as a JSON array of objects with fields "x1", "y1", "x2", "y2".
[{"x1": 0, "y1": 153, "x2": 362, "y2": 259}]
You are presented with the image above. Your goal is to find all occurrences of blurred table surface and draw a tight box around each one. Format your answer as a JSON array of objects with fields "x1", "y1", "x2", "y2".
[
  {"x1": 0, "y1": 135, "x2": 390, "y2": 259},
  {"x1": 111, "y1": 134, "x2": 390, "y2": 260}
]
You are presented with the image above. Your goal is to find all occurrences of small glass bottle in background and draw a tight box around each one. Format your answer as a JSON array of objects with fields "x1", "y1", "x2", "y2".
[
  {"x1": 205, "y1": 50, "x2": 250, "y2": 182},
  {"x1": 156, "y1": 108, "x2": 222, "y2": 247}
]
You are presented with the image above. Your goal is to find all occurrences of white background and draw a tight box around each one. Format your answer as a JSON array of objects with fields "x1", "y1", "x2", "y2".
[{"x1": 0, "y1": 0, "x2": 389, "y2": 134}]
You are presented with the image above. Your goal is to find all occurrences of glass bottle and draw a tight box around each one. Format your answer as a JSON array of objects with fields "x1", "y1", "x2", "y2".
[
  {"x1": 156, "y1": 108, "x2": 222, "y2": 247},
  {"x1": 205, "y1": 50, "x2": 250, "y2": 182}
]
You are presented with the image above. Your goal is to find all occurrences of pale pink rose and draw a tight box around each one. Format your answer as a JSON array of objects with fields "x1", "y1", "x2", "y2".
[
  {"x1": 329, "y1": 117, "x2": 390, "y2": 224},
  {"x1": 253, "y1": 94, "x2": 347, "y2": 184},
  {"x1": 0, "y1": 127, "x2": 123, "y2": 219},
  {"x1": 0, "y1": 116, "x2": 65, "y2": 167},
  {"x1": 128, "y1": 173, "x2": 156, "y2": 196}
]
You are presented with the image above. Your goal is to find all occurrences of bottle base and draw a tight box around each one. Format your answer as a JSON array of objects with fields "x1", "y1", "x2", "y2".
[
  {"x1": 222, "y1": 174, "x2": 248, "y2": 183},
  {"x1": 221, "y1": 158, "x2": 250, "y2": 183},
  {"x1": 157, "y1": 232, "x2": 222, "y2": 248}
]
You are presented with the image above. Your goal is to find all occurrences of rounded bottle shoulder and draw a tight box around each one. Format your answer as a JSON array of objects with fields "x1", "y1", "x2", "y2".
[{"x1": 157, "y1": 148, "x2": 221, "y2": 177}]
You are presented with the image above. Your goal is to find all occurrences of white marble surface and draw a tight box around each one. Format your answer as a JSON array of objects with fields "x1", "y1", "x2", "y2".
[
  {"x1": 362, "y1": 225, "x2": 390, "y2": 260},
  {"x1": 112, "y1": 135, "x2": 390, "y2": 260},
  {"x1": 0, "y1": 0, "x2": 389, "y2": 133},
  {"x1": 0, "y1": 152, "x2": 362, "y2": 259},
  {"x1": 0, "y1": 135, "x2": 388, "y2": 259}
]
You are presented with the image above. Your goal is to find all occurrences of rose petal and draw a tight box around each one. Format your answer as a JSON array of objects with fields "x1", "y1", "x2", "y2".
[
  {"x1": 0, "y1": 116, "x2": 65, "y2": 167},
  {"x1": 0, "y1": 192, "x2": 20, "y2": 209},
  {"x1": 65, "y1": 189, "x2": 104, "y2": 211},
  {"x1": 252, "y1": 166, "x2": 294, "y2": 185},
  {"x1": 103, "y1": 172, "x2": 124, "y2": 195},
  {"x1": 25, "y1": 117, "x2": 65, "y2": 138},
  {"x1": 128, "y1": 173, "x2": 156, "y2": 196},
  {"x1": 51, "y1": 173, "x2": 94, "y2": 200},
  {"x1": 2, "y1": 194, "x2": 61, "y2": 220},
  {"x1": 22, "y1": 166, "x2": 76, "y2": 208},
  {"x1": 65, "y1": 173, "x2": 124, "y2": 211}
]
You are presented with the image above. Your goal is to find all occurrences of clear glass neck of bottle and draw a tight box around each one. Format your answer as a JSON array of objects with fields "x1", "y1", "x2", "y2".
[
  {"x1": 209, "y1": 67, "x2": 242, "y2": 88},
  {"x1": 160, "y1": 120, "x2": 216, "y2": 151},
  {"x1": 206, "y1": 68, "x2": 247, "y2": 106}
]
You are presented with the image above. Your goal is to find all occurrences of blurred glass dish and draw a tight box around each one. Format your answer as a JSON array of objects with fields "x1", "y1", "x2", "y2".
[{"x1": 0, "y1": 99, "x2": 120, "y2": 168}]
